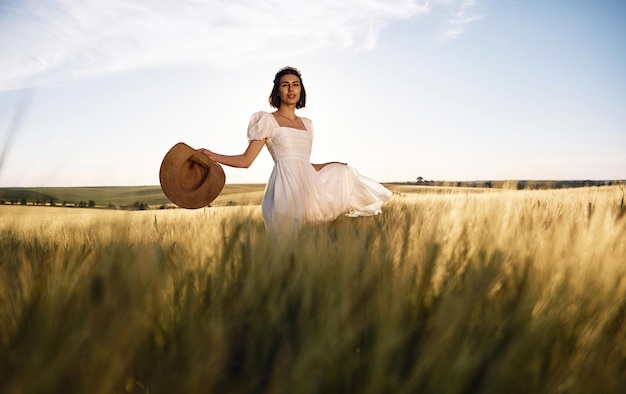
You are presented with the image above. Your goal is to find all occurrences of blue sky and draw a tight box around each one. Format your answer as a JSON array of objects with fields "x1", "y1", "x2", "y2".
[{"x1": 1, "y1": 0, "x2": 624, "y2": 187}]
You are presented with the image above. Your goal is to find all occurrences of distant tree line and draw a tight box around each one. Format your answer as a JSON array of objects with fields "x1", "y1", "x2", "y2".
[
  {"x1": 407, "y1": 178, "x2": 621, "y2": 190},
  {"x1": 0, "y1": 198, "x2": 156, "y2": 210}
]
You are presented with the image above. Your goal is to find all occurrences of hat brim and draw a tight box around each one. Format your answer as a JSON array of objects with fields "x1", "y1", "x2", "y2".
[{"x1": 159, "y1": 142, "x2": 226, "y2": 209}]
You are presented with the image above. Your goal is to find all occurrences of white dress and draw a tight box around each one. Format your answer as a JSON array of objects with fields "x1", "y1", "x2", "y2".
[{"x1": 247, "y1": 111, "x2": 392, "y2": 233}]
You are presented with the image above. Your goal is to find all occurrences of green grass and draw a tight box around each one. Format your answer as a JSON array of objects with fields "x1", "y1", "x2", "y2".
[
  {"x1": 0, "y1": 186, "x2": 625, "y2": 393},
  {"x1": 0, "y1": 184, "x2": 267, "y2": 208}
]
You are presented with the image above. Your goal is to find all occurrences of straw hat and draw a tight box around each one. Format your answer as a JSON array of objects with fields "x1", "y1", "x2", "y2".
[{"x1": 159, "y1": 142, "x2": 225, "y2": 209}]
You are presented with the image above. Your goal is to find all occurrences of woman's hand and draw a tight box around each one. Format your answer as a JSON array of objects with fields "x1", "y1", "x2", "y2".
[{"x1": 198, "y1": 148, "x2": 218, "y2": 162}]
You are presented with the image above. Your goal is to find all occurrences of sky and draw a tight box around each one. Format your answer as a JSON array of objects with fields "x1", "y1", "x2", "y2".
[{"x1": 0, "y1": 0, "x2": 624, "y2": 187}]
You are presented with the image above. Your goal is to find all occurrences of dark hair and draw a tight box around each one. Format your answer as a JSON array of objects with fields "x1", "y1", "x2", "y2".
[{"x1": 269, "y1": 66, "x2": 306, "y2": 109}]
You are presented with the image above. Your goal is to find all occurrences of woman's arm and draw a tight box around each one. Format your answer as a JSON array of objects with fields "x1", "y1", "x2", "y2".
[
  {"x1": 311, "y1": 161, "x2": 347, "y2": 171},
  {"x1": 198, "y1": 139, "x2": 266, "y2": 168}
]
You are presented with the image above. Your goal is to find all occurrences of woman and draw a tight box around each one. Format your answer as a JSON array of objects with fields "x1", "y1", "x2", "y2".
[{"x1": 199, "y1": 66, "x2": 392, "y2": 234}]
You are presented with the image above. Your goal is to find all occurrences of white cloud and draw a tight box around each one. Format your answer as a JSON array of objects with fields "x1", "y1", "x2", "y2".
[
  {"x1": 0, "y1": 0, "x2": 480, "y2": 90},
  {"x1": 440, "y1": 0, "x2": 483, "y2": 41}
]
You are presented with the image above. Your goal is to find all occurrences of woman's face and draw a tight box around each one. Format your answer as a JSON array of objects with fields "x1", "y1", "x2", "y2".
[{"x1": 277, "y1": 74, "x2": 301, "y2": 106}]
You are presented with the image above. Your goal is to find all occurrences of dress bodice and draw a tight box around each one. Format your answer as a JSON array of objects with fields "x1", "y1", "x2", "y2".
[
  {"x1": 247, "y1": 111, "x2": 314, "y2": 163},
  {"x1": 265, "y1": 127, "x2": 313, "y2": 163}
]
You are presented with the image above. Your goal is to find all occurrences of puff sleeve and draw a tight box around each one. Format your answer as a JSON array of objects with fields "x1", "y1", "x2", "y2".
[
  {"x1": 301, "y1": 117, "x2": 314, "y2": 138},
  {"x1": 247, "y1": 112, "x2": 275, "y2": 141}
]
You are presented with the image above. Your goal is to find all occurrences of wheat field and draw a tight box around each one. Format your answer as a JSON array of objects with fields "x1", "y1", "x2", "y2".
[{"x1": 0, "y1": 185, "x2": 624, "y2": 393}]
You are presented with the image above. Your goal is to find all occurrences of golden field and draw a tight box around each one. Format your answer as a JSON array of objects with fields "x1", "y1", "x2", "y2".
[{"x1": 0, "y1": 185, "x2": 625, "y2": 393}]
